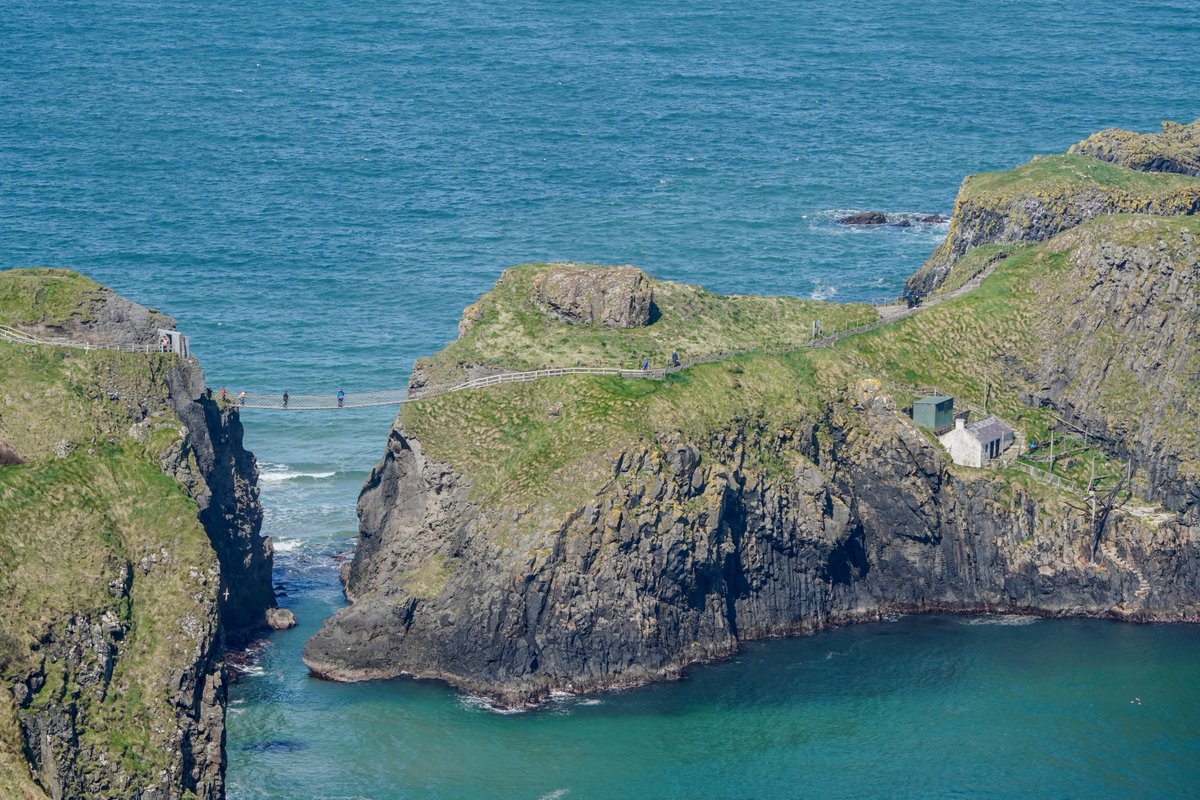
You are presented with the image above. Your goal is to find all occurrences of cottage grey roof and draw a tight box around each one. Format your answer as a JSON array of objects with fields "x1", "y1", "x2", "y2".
[{"x1": 966, "y1": 415, "x2": 1012, "y2": 443}]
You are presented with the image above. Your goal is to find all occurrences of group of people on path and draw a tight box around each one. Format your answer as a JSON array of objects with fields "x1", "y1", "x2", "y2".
[
  {"x1": 642, "y1": 351, "x2": 681, "y2": 372},
  {"x1": 209, "y1": 387, "x2": 346, "y2": 409}
]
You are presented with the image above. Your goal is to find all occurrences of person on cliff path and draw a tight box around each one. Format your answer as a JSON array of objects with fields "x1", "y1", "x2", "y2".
[
  {"x1": 220, "y1": 386, "x2": 227, "y2": 404},
  {"x1": 238, "y1": 391, "x2": 246, "y2": 406},
  {"x1": 337, "y1": 387, "x2": 345, "y2": 408},
  {"x1": 283, "y1": 390, "x2": 289, "y2": 409},
  {"x1": 642, "y1": 357, "x2": 649, "y2": 372},
  {"x1": 671, "y1": 351, "x2": 679, "y2": 368}
]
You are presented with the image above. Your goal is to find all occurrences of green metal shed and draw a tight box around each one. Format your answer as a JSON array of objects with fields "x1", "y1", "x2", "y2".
[{"x1": 913, "y1": 395, "x2": 954, "y2": 430}]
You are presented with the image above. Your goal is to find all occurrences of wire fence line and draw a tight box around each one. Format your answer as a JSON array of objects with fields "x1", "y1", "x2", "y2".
[
  {"x1": 0, "y1": 323, "x2": 166, "y2": 354},
  {"x1": 1, "y1": 306, "x2": 905, "y2": 411}
]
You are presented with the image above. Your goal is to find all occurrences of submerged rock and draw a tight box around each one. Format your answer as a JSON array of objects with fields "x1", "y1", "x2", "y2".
[{"x1": 837, "y1": 211, "x2": 888, "y2": 225}]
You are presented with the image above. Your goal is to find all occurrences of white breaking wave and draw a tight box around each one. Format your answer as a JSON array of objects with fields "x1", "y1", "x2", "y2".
[
  {"x1": 458, "y1": 694, "x2": 530, "y2": 715},
  {"x1": 810, "y1": 285, "x2": 838, "y2": 301},
  {"x1": 272, "y1": 538, "x2": 303, "y2": 553},
  {"x1": 259, "y1": 467, "x2": 337, "y2": 483}
]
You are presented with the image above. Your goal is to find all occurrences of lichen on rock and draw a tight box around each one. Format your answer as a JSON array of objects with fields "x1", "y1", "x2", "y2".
[{"x1": 532, "y1": 264, "x2": 656, "y2": 328}]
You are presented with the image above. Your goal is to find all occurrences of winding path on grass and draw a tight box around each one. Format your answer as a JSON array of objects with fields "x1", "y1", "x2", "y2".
[{"x1": 0, "y1": 271, "x2": 994, "y2": 410}]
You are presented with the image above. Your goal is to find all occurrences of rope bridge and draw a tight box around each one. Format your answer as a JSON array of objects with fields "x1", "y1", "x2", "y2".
[{"x1": 2, "y1": 308, "x2": 908, "y2": 411}]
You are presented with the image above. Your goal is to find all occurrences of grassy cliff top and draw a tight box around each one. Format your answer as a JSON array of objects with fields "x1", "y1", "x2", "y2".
[
  {"x1": 0, "y1": 268, "x2": 107, "y2": 328},
  {"x1": 960, "y1": 153, "x2": 1200, "y2": 200},
  {"x1": 404, "y1": 215, "x2": 1199, "y2": 516},
  {"x1": 0, "y1": 314, "x2": 216, "y2": 792},
  {"x1": 412, "y1": 262, "x2": 878, "y2": 386}
]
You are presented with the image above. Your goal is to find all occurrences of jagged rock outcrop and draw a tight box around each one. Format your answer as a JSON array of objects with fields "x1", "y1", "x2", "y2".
[
  {"x1": 1069, "y1": 119, "x2": 1200, "y2": 177},
  {"x1": 305, "y1": 386, "x2": 1200, "y2": 705},
  {"x1": 162, "y1": 360, "x2": 275, "y2": 644},
  {"x1": 907, "y1": 124, "x2": 1200, "y2": 297},
  {"x1": 908, "y1": 167, "x2": 1200, "y2": 296},
  {"x1": 532, "y1": 264, "x2": 655, "y2": 328},
  {"x1": 12, "y1": 274, "x2": 176, "y2": 348}
]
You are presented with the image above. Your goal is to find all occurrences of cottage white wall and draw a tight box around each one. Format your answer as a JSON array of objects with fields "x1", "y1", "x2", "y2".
[{"x1": 938, "y1": 427, "x2": 983, "y2": 468}]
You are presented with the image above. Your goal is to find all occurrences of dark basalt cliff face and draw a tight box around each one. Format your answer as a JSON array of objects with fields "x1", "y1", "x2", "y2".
[
  {"x1": 306, "y1": 388, "x2": 1200, "y2": 705},
  {"x1": 1022, "y1": 221, "x2": 1200, "y2": 525},
  {"x1": 162, "y1": 361, "x2": 275, "y2": 645}
]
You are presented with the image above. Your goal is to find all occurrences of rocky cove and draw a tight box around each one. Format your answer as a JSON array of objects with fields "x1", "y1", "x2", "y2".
[
  {"x1": 3, "y1": 117, "x2": 1200, "y2": 796},
  {"x1": 304, "y1": 120, "x2": 1200, "y2": 707}
]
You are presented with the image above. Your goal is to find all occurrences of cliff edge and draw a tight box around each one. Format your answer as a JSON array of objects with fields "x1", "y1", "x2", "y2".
[
  {"x1": 305, "y1": 183, "x2": 1200, "y2": 704},
  {"x1": 0, "y1": 269, "x2": 274, "y2": 799}
]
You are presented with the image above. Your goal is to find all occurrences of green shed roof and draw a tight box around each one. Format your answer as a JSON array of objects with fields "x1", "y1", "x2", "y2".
[{"x1": 913, "y1": 395, "x2": 953, "y2": 406}]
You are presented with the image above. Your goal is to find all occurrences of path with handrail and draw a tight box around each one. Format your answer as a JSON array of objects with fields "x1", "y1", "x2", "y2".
[{"x1": 0, "y1": 271, "x2": 991, "y2": 411}]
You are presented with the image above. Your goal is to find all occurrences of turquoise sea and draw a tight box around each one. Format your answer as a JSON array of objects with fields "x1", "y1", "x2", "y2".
[{"x1": 3, "y1": 1, "x2": 1200, "y2": 797}]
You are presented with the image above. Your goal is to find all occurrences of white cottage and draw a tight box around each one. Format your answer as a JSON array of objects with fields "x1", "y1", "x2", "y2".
[{"x1": 938, "y1": 415, "x2": 1014, "y2": 468}]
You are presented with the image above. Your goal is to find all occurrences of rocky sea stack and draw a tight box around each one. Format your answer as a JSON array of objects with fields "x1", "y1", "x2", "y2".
[
  {"x1": 0, "y1": 269, "x2": 275, "y2": 799},
  {"x1": 305, "y1": 121, "x2": 1200, "y2": 708}
]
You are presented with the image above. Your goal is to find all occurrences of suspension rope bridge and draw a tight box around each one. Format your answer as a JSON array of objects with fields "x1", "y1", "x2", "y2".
[{"x1": 4, "y1": 287, "x2": 957, "y2": 411}]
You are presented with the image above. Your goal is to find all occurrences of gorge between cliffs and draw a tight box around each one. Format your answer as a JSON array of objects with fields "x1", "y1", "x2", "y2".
[{"x1": 3, "y1": 118, "x2": 1200, "y2": 798}]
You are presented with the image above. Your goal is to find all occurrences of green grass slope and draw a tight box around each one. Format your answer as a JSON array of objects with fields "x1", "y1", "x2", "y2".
[
  {"x1": 403, "y1": 215, "x2": 1200, "y2": 517},
  {"x1": 0, "y1": 329, "x2": 219, "y2": 795},
  {"x1": 412, "y1": 262, "x2": 877, "y2": 386}
]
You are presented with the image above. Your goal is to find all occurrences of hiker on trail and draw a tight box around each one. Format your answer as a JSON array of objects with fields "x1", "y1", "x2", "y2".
[
  {"x1": 220, "y1": 386, "x2": 228, "y2": 403},
  {"x1": 642, "y1": 357, "x2": 650, "y2": 372},
  {"x1": 283, "y1": 390, "x2": 289, "y2": 409},
  {"x1": 238, "y1": 391, "x2": 246, "y2": 406},
  {"x1": 337, "y1": 387, "x2": 345, "y2": 408},
  {"x1": 671, "y1": 351, "x2": 679, "y2": 368},
  {"x1": 160, "y1": 334, "x2": 170, "y2": 352}
]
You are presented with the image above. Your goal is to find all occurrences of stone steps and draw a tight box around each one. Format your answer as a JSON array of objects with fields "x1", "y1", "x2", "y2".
[{"x1": 1100, "y1": 540, "x2": 1152, "y2": 601}]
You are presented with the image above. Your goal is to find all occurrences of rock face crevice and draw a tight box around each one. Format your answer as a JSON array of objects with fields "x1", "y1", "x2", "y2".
[
  {"x1": 163, "y1": 360, "x2": 275, "y2": 644},
  {"x1": 306, "y1": 391, "x2": 1200, "y2": 706}
]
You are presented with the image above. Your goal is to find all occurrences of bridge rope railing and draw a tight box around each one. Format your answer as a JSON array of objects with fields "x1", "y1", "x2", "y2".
[
  {"x1": 0, "y1": 323, "x2": 170, "y2": 354},
  {"x1": 1, "y1": 305, "x2": 907, "y2": 411}
]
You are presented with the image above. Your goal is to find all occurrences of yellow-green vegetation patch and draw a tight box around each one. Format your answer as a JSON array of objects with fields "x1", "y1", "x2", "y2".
[
  {"x1": 0, "y1": 340, "x2": 180, "y2": 460},
  {"x1": 963, "y1": 153, "x2": 1200, "y2": 199},
  {"x1": 403, "y1": 349, "x2": 840, "y2": 515},
  {"x1": 399, "y1": 556, "x2": 457, "y2": 600},
  {"x1": 842, "y1": 243, "x2": 1050, "y2": 424},
  {"x1": 0, "y1": 268, "x2": 106, "y2": 328},
  {"x1": 416, "y1": 262, "x2": 877, "y2": 385},
  {"x1": 0, "y1": 445, "x2": 216, "y2": 785}
]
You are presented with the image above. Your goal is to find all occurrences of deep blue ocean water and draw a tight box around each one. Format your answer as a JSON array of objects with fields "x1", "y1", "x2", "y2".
[{"x1": 3, "y1": 1, "x2": 1200, "y2": 797}]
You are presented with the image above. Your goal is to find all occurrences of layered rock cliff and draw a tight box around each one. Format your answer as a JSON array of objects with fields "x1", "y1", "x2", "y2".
[
  {"x1": 0, "y1": 269, "x2": 274, "y2": 799},
  {"x1": 1069, "y1": 119, "x2": 1200, "y2": 177},
  {"x1": 906, "y1": 119, "x2": 1200, "y2": 297},
  {"x1": 306, "y1": 201, "x2": 1200, "y2": 706}
]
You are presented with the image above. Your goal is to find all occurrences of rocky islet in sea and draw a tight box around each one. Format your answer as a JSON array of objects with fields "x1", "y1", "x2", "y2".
[
  {"x1": 2, "y1": 118, "x2": 1200, "y2": 795},
  {"x1": 304, "y1": 121, "x2": 1200, "y2": 707}
]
